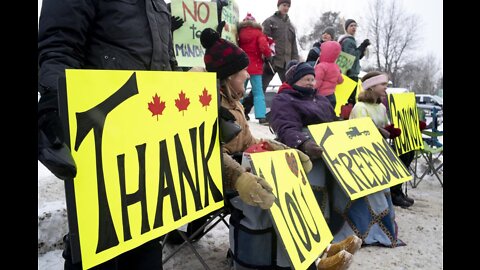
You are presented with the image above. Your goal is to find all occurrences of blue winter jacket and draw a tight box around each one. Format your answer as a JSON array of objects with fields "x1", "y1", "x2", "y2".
[{"x1": 269, "y1": 83, "x2": 336, "y2": 148}]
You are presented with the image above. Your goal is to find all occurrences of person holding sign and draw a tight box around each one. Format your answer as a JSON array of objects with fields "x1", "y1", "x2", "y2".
[
  {"x1": 268, "y1": 61, "x2": 362, "y2": 269},
  {"x1": 380, "y1": 96, "x2": 420, "y2": 208},
  {"x1": 314, "y1": 41, "x2": 344, "y2": 109},
  {"x1": 38, "y1": 0, "x2": 176, "y2": 268},
  {"x1": 200, "y1": 28, "x2": 313, "y2": 206},
  {"x1": 200, "y1": 28, "x2": 352, "y2": 270},
  {"x1": 350, "y1": 72, "x2": 401, "y2": 140},
  {"x1": 306, "y1": 26, "x2": 336, "y2": 67},
  {"x1": 343, "y1": 71, "x2": 405, "y2": 246},
  {"x1": 269, "y1": 60, "x2": 336, "y2": 217},
  {"x1": 338, "y1": 19, "x2": 370, "y2": 106}
]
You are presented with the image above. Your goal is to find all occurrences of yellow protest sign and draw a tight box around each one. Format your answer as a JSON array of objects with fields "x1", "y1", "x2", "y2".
[
  {"x1": 308, "y1": 117, "x2": 412, "y2": 200},
  {"x1": 172, "y1": 0, "x2": 219, "y2": 67},
  {"x1": 388, "y1": 93, "x2": 424, "y2": 155},
  {"x1": 356, "y1": 79, "x2": 363, "y2": 101},
  {"x1": 219, "y1": 0, "x2": 239, "y2": 44},
  {"x1": 63, "y1": 70, "x2": 223, "y2": 269},
  {"x1": 249, "y1": 149, "x2": 333, "y2": 270},
  {"x1": 334, "y1": 75, "x2": 356, "y2": 115}
]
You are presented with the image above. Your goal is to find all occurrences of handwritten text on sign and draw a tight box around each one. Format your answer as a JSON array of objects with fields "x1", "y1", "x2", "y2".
[{"x1": 172, "y1": 0, "x2": 219, "y2": 67}]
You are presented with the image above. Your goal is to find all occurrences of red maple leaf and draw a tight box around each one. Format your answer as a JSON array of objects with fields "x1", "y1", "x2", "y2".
[
  {"x1": 148, "y1": 93, "x2": 166, "y2": 121},
  {"x1": 199, "y1": 87, "x2": 212, "y2": 111},
  {"x1": 175, "y1": 90, "x2": 190, "y2": 116}
]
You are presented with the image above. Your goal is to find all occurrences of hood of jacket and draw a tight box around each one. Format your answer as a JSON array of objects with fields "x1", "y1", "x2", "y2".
[
  {"x1": 319, "y1": 41, "x2": 341, "y2": 63},
  {"x1": 337, "y1": 34, "x2": 354, "y2": 44},
  {"x1": 238, "y1": 20, "x2": 262, "y2": 31}
]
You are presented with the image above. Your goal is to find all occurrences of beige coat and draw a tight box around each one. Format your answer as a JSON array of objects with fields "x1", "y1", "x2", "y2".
[
  {"x1": 220, "y1": 91, "x2": 259, "y2": 189},
  {"x1": 221, "y1": 93, "x2": 259, "y2": 155}
]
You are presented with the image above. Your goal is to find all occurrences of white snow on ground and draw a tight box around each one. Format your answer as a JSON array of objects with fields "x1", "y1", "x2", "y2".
[{"x1": 38, "y1": 120, "x2": 443, "y2": 270}]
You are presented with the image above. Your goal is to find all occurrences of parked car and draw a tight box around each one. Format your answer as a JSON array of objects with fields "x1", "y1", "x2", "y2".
[
  {"x1": 415, "y1": 94, "x2": 443, "y2": 126},
  {"x1": 416, "y1": 94, "x2": 443, "y2": 109},
  {"x1": 386, "y1": 87, "x2": 409, "y2": 95}
]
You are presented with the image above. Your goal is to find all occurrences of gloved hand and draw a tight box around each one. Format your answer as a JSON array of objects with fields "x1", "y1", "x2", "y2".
[
  {"x1": 169, "y1": 59, "x2": 183, "y2": 71},
  {"x1": 358, "y1": 39, "x2": 370, "y2": 59},
  {"x1": 216, "y1": 0, "x2": 229, "y2": 29},
  {"x1": 38, "y1": 110, "x2": 64, "y2": 146},
  {"x1": 261, "y1": 138, "x2": 287, "y2": 151},
  {"x1": 171, "y1": 16, "x2": 184, "y2": 32},
  {"x1": 38, "y1": 110, "x2": 77, "y2": 180},
  {"x1": 264, "y1": 56, "x2": 274, "y2": 63},
  {"x1": 384, "y1": 124, "x2": 401, "y2": 139},
  {"x1": 360, "y1": 39, "x2": 371, "y2": 48},
  {"x1": 217, "y1": 0, "x2": 229, "y2": 8},
  {"x1": 261, "y1": 139, "x2": 313, "y2": 173},
  {"x1": 299, "y1": 139, "x2": 324, "y2": 160},
  {"x1": 419, "y1": 120, "x2": 427, "y2": 131},
  {"x1": 216, "y1": 20, "x2": 226, "y2": 35},
  {"x1": 235, "y1": 172, "x2": 275, "y2": 209}
]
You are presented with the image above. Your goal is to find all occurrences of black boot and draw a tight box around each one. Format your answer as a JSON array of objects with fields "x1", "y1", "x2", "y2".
[
  {"x1": 163, "y1": 229, "x2": 185, "y2": 245},
  {"x1": 402, "y1": 192, "x2": 414, "y2": 205},
  {"x1": 391, "y1": 183, "x2": 414, "y2": 206},
  {"x1": 391, "y1": 193, "x2": 412, "y2": 208},
  {"x1": 63, "y1": 234, "x2": 84, "y2": 270}
]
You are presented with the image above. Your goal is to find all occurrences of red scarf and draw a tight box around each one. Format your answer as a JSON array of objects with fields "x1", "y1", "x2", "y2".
[{"x1": 276, "y1": 82, "x2": 292, "y2": 94}]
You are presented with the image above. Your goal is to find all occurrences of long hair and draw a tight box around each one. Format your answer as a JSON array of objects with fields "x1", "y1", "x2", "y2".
[
  {"x1": 219, "y1": 77, "x2": 242, "y2": 103},
  {"x1": 358, "y1": 71, "x2": 386, "y2": 104}
]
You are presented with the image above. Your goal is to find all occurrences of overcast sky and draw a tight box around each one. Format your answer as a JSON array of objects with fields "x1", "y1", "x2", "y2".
[
  {"x1": 235, "y1": 0, "x2": 443, "y2": 69},
  {"x1": 38, "y1": 0, "x2": 442, "y2": 69}
]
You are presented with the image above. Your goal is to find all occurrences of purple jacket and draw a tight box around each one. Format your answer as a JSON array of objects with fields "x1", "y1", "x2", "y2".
[{"x1": 269, "y1": 83, "x2": 336, "y2": 148}]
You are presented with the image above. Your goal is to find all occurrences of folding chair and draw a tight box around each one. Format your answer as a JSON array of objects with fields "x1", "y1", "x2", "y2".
[
  {"x1": 161, "y1": 152, "x2": 243, "y2": 269},
  {"x1": 162, "y1": 207, "x2": 230, "y2": 269},
  {"x1": 409, "y1": 130, "x2": 443, "y2": 188}
]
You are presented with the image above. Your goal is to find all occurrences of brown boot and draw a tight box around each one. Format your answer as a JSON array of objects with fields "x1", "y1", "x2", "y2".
[
  {"x1": 317, "y1": 250, "x2": 353, "y2": 270},
  {"x1": 325, "y1": 235, "x2": 362, "y2": 257}
]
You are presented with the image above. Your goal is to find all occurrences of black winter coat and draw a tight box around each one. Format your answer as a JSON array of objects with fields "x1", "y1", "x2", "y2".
[
  {"x1": 306, "y1": 41, "x2": 322, "y2": 64},
  {"x1": 38, "y1": 0, "x2": 175, "y2": 112}
]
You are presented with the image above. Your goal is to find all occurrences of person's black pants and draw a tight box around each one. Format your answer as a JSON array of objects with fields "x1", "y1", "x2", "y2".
[
  {"x1": 391, "y1": 151, "x2": 415, "y2": 195},
  {"x1": 346, "y1": 76, "x2": 359, "y2": 105}
]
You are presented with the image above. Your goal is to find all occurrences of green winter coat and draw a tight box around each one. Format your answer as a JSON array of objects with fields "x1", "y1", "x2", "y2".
[{"x1": 339, "y1": 35, "x2": 362, "y2": 78}]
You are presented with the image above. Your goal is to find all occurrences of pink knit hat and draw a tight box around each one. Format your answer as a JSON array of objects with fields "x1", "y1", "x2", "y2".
[{"x1": 243, "y1": 13, "x2": 256, "y2": 22}]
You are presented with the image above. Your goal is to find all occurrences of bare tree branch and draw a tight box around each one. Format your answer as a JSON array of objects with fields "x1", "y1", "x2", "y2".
[{"x1": 367, "y1": 0, "x2": 420, "y2": 85}]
